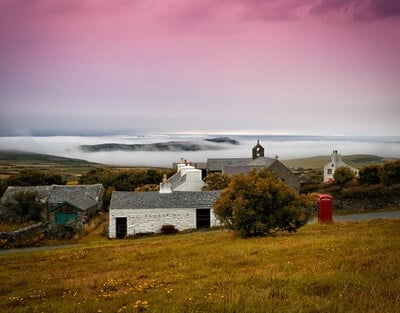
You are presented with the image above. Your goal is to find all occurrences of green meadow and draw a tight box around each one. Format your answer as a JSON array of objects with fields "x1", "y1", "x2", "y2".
[{"x1": 1, "y1": 219, "x2": 399, "y2": 313}]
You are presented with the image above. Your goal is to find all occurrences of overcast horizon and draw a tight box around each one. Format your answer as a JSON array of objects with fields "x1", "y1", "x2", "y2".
[{"x1": 1, "y1": 0, "x2": 400, "y2": 137}]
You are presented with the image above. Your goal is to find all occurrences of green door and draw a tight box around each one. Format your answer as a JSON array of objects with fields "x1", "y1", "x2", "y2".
[{"x1": 56, "y1": 212, "x2": 78, "y2": 225}]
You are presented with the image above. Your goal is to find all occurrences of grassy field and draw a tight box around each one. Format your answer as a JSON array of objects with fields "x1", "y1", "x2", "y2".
[
  {"x1": 1, "y1": 220, "x2": 399, "y2": 313},
  {"x1": 282, "y1": 154, "x2": 397, "y2": 170}
]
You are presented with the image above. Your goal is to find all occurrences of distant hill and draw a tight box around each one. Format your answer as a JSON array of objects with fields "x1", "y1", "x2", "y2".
[
  {"x1": 79, "y1": 138, "x2": 238, "y2": 152},
  {"x1": 0, "y1": 150, "x2": 95, "y2": 165},
  {"x1": 282, "y1": 154, "x2": 398, "y2": 169}
]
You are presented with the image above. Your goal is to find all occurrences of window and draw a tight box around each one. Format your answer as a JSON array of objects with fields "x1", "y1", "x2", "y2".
[{"x1": 327, "y1": 169, "x2": 332, "y2": 175}]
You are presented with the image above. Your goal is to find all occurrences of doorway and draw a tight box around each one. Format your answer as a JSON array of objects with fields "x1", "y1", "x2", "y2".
[
  {"x1": 116, "y1": 217, "x2": 127, "y2": 238},
  {"x1": 196, "y1": 209, "x2": 210, "y2": 229}
]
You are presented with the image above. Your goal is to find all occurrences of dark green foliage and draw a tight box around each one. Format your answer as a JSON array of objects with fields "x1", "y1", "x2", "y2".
[
  {"x1": 333, "y1": 166, "x2": 356, "y2": 186},
  {"x1": 1, "y1": 170, "x2": 66, "y2": 197},
  {"x1": 79, "y1": 168, "x2": 175, "y2": 207},
  {"x1": 7, "y1": 191, "x2": 44, "y2": 222},
  {"x1": 213, "y1": 169, "x2": 313, "y2": 237},
  {"x1": 203, "y1": 173, "x2": 231, "y2": 190},
  {"x1": 380, "y1": 160, "x2": 400, "y2": 186},
  {"x1": 358, "y1": 165, "x2": 381, "y2": 186},
  {"x1": 5, "y1": 169, "x2": 65, "y2": 187}
]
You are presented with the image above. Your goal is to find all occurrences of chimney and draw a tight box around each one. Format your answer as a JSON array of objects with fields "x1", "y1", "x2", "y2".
[{"x1": 159, "y1": 174, "x2": 172, "y2": 194}]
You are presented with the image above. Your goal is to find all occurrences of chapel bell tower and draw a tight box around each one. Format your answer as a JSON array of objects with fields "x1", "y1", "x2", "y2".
[{"x1": 252, "y1": 140, "x2": 265, "y2": 159}]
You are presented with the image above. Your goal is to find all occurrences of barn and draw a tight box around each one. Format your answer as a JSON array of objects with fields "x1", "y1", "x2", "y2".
[{"x1": 109, "y1": 191, "x2": 221, "y2": 238}]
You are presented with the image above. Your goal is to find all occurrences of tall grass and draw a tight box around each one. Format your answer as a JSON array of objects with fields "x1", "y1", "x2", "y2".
[{"x1": 1, "y1": 219, "x2": 399, "y2": 312}]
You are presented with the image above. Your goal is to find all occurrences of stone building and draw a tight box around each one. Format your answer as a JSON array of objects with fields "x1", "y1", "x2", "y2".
[
  {"x1": 1, "y1": 184, "x2": 104, "y2": 226},
  {"x1": 206, "y1": 140, "x2": 301, "y2": 192},
  {"x1": 109, "y1": 190, "x2": 220, "y2": 238}
]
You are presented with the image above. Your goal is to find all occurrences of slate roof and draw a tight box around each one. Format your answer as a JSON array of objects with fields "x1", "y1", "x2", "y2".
[
  {"x1": 49, "y1": 184, "x2": 104, "y2": 204},
  {"x1": 51, "y1": 195, "x2": 99, "y2": 212},
  {"x1": 247, "y1": 157, "x2": 276, "y2": 167},
  {"x1": 1, "y1": 186, "x2": 52, "y2": 204},
  {"x1": 224, "y1": 165, "x2": 264, "y2": 176},
  {"x1": 167, "y1": 172, "x2": 187, "y2": 190},
  {"x1": 207, "y1": 158, "x2": 252, "y2": 172},
  {"x1": 110, "y1": 191, "x2": 221, "y2": 210}
]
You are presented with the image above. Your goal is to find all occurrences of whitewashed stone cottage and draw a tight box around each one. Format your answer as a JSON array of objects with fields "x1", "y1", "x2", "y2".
[
  {"x1": 109, "y1": 190, "x2": 220, "y2": 238},
  {"x1": 323, "y1": 150, "x2": 359, "y2": 183},
  {"x1": 166, "y1": 159, "x2": 205, "y2": 192}
]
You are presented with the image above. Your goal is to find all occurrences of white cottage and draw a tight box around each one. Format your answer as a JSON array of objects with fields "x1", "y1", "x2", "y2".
[
  {"x1": 167, "y1": 160, "x2": 205, "y2": 192},
  {"x1": 323, "y1": 150, "x2": 359, "y2": 183},
  {"x1": 109, "y1": 191, "x2": 221, "y2": 238}
]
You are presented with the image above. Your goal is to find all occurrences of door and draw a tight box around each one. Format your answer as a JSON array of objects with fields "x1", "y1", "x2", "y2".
[
  {"x1": 116, "y1": 217, "x2": 127, "y2": 238},
  {"x1": 196, "y1": 209, "x2": 210, "y2": 229},
  {"x1": 55, "y1": 212, "x2": 78, "y2": 225}
]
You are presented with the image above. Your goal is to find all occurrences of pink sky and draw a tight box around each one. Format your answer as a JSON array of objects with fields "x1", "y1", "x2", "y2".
[{"x1": 0, "y1": 0, "x2": 400, "y2": 136}]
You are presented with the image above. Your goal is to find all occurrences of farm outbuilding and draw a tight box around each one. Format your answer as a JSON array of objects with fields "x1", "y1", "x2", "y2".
[{"x1": 109, "y1": 191, "x2": 221, "y2": 238}]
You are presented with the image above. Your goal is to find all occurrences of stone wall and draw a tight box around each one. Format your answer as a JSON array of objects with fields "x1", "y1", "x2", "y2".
[{"x1": 0, "y1": 222, "x2": 49, "y2": 248}]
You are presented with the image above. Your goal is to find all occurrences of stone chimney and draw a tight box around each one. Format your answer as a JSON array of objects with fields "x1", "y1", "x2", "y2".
[{"x1": 159, "y1": 174, "x2": 172, "y2": 193}]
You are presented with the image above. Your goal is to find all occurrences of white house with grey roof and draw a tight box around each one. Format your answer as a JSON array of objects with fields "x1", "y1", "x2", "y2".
[
  {"x1": 323, "y1": 150, "x2": 359, "y2": 183},
  {"x1": 166, "y1": 159, "x2": 205, "y2": 192},
  {"x1": 109, "y1": 191, "x2": 220, "y2": 238}
]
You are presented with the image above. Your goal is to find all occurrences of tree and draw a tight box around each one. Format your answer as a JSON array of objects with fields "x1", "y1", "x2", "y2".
[
  {"x1": 8, "y1": 191, "x2": 44, "y2": 222},
  {"x1": 213, "y1": 169, "x2": 313, "y2": 237},
  {"x1": 380, "y1": 160, "x2": 400, "y2": 186},
  {"x1": 333, "y1": 166, "x2": 356, "y2": 186},
  {"x1": 6, "y1": 169, "x2": 65, "y2": 187},
  {"x1": 358, "y1": 165, "x2": 381, "y2": 186},
  {"x1": 203, "y1": 173, "x2": 231, "y2": 190}
]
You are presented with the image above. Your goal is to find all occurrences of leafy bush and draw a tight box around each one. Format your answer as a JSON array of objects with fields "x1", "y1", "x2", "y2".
[
  {"x1": 380, "y1": 160, "x2": 400, "y2": 186},
  {"x1": 333, "y1": 166, "x2": 356, "y2": 186},
  {"x1": 160, "y1": 224, "x2": 179, "y2": 234},
  {"x1": 213, "y1": 169, "x2": 313, "y2": 237},
  {"x1": 358, "y1": 165, "x2": 381, "y2": 186},
  {"x1": 203, "y1": 173, "x2": 231, "y2": 191}
]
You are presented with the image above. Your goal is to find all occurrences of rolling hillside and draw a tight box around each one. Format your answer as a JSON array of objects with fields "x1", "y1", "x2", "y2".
[{"x1": 282, "y1": 154, "x2": 397, "y2": 169}]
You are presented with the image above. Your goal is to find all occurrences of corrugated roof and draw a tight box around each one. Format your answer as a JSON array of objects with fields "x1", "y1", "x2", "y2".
[{"x1": 110, "y1": 191, "x2": 220, "y2": 210}]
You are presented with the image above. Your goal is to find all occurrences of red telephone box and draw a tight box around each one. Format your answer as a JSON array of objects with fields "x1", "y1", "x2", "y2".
[{"x1": 317, "y1": 194, "x2": 333, "y2": 223}]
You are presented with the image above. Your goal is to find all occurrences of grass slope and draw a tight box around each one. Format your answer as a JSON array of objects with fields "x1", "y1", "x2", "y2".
[
  {"x1": 1, "y1": 220, "x2": 399, "y2": 313},
  {"x1": 0, "y1": 150, "x2": 100, "y2": 182},
  {"x1": 282, "y1": 154, "x2": 397, "y2": 169}
]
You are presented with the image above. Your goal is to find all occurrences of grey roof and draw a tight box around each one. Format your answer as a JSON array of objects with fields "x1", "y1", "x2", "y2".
[
  {"x1": 1, "y1": 186, "x2": 52, "y2": 204},
  {"x1": 224, "y1": 165, "x2": 264, "y2": 175},
  {"x1": 207, "y1": 158, "x2": 252, "y2": 172},
  {"x1": 51, "y1": 195, "x2": 99, "y2": 212},
  {"x1": 247, "y1": 157, "x2": 276, "y2": 167},
  {"x1": 110, "y1": 191, "x2": 221, "y2": 210},
  {"x1": 49, "y1": 184, "x2": 104, "y2": 204},
  {"x1": 167, "y1": 172, "x2": 187, "y2": 190},
  {"x1": 69, "y1": 195, "x2": 98, "y2": 210}
]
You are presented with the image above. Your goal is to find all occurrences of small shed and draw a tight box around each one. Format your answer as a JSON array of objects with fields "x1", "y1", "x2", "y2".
[
  {"x1": 109, "y1": 191, "x2": 221, "y2": 238},
  {"x1": 50, "y1": 195, "x2": 99, "y2": 226}
]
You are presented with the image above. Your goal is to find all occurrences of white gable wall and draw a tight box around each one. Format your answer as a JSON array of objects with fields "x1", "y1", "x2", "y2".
[
  {"x1": 323, "y1": 151, "x2": 359, "y2": 182},
  {"x1": 109, "y1": 208, "x2": 220, "y2": 238}
]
